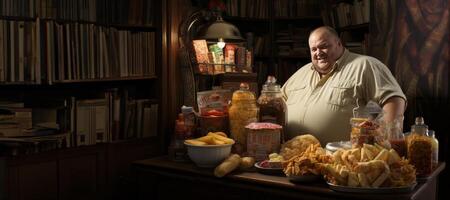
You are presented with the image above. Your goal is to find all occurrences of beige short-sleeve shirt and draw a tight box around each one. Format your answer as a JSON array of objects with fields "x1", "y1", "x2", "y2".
[{"x1": 281, "y1": 49, "x2": 406, "y2": 145}]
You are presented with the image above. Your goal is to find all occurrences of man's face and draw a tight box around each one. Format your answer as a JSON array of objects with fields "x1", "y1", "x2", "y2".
[{"x1": 308, "y1": 31, "x2": 342, "y2": 74}]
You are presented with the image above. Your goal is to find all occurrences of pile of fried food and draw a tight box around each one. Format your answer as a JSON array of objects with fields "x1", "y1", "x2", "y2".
[
  {"x1": 279, "y1": 134, "x2": 416, "y2": 188},
  {"x1": 280, "y1": 134, "x2": 321, "y2": 160},
  {"x1": 184, "y1": 132, "x2": 235, "y2": 145},
  {"x1": 283, "y1": 144, "x2": 332, "y2": 176},
  {"x1": 321, "y1": 143, "x2": 416, "y2": 188}
]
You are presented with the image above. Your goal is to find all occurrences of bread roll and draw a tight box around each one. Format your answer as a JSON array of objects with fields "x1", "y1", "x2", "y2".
[
  {"x1": 239, "y1": 157, "x2": 255, "y2": 170},
  {"x1": 214, "y1": 154, "x2": 241, "y2": 177}
]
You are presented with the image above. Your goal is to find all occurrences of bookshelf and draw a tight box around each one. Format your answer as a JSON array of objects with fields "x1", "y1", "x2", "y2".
[
  {"x1": 0, "y1": 0, "x2": 164, "y2": 199},
  {"x1": 321, "y1": 0, "x2": 371, "y2": 55},
  {"x1": 224, "y1": 0, "x2": 323, "y2": 86}
]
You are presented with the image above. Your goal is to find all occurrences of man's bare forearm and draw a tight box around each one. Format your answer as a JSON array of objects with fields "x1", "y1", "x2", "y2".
[{"x1": 382, "y1": 97, "x2": 406, "y2": 122}]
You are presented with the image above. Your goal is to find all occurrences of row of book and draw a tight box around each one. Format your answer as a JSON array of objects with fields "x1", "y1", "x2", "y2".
[
  {"x1": 0, "y1": 89, "x2": 159, "y2": 147},
  {"x1": 275, "y1": 26, "x2": 310, "y2": 57},
  {"x1": 0, "y1": 0, "x2": 155, "y2": 26},
  {"x1": 322, "y1": 0, "x2": 370, "y2": 28},
  {"x1": 0, "y1": 19, "x2": 156, "y2": 84},
  {"x1": 75, "y1": 92, "x2": 159, "y2": 146},
  {"x1": 225, "y1": 0, "x2": 270, "y2": 19},
  {"x1": 253, "y1": 34, "x2": 271, "y2": 57},
  {"x1": 341, "y1": 32, "x2": 370, "y2": 55},
  {"x1": 274, "y1": 0, "x2": 321, "y2": 18}
]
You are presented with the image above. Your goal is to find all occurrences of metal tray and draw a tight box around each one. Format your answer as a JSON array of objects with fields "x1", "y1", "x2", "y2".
[{"x1": 327, "y1": 182, "x2": 417, "y2": 193}]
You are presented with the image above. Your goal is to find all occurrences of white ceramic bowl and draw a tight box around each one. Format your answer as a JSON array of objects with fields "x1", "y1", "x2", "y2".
[{"x1": 184, "y1": 141, "x2": 234, "y2": 168}]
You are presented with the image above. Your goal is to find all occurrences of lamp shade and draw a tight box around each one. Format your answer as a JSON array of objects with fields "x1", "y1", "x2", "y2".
[{"x1": 196, "y1": 17, "x2": 244, "y2": 42}]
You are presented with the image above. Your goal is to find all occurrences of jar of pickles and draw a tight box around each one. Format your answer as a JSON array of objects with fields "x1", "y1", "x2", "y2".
[{"x1": 229, "y1": 83, "x2": 259, "y2": 154}]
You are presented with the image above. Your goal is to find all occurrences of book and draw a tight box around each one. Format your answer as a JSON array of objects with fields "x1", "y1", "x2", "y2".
[{"x1": 192, "y1": 39, "x2": 209, "y2": 74}]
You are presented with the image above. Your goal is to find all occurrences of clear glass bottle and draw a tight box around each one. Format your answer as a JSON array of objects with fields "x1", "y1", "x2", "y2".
[
  {"x1": 257, "y1": 76, "x2": 287, "y2": 142},
  {"x1": 428, "y1": 130, "x2": 439, "y2": 168},
  {"x1": 228, "y1": 83, "x2": 259, "y2": 154}
]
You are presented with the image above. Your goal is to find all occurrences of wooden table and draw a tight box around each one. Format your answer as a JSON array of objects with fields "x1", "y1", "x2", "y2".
[{"x1": 132, "y1": 156, "x2": 445, "y2": 200}]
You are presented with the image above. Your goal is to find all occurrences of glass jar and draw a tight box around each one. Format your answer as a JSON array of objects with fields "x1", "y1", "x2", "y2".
[
  {"x1": 407, "y1": 117, "x2": 432, "y2": 176},
  {"x1": 229, "y1": 83, "x2": 259, "y2": 154},
  {"x1": 257, "y1": 76, "x2": 287, "y2": 142},
  {"x1": 350, "y1": 118, "x2": 382, "y2": 148},
  {"x1": 386, "y1": 115, "x2": 407, "y2": 158}
]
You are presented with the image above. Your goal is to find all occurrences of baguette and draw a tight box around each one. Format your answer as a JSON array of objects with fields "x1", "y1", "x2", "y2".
[{"x1": 214, "y1": 154, "x2": 241, "y2": 177}]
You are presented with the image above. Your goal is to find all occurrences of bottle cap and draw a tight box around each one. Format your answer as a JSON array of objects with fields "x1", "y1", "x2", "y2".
[
  {"x1": 415, "y1": 117, "x2": 424, "y2": 125},
  {"x1": 181, "y1": 105, "x2": 194, "y2": 114}
]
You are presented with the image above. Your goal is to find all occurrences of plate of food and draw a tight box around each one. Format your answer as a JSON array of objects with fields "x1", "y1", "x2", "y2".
[
  {"x1": 254, "y1": 160, "x2": 284, "y2": 176},
  {"x1": 327, "y1": 182, "x2": 417, "y2": 193}
]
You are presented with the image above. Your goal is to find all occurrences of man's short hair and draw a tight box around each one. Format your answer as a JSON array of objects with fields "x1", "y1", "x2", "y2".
[{"x1": 309, "y1": 26, "x2": 340, "y2": 40}]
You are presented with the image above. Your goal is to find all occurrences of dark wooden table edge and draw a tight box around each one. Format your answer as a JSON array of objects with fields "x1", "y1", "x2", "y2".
[{"x1": 132, "y1": 156, "x2": 446, "y2": 200}]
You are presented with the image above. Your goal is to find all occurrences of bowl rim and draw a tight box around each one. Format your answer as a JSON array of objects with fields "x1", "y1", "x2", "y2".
[{"x1": 183, "y1": 140, "x2": 235, "y2": 147}]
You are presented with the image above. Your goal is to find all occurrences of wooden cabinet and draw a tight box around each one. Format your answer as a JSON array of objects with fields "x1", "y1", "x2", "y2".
[
  {"x1": 1, "y1": 139, "x2": 160, "y2": 200},
  {"x1": 9, "y1": 161, "x2": 58, "y2": 200},
  {"x1": 4, "y1": 146, "x2": 105, "y2": 200}
]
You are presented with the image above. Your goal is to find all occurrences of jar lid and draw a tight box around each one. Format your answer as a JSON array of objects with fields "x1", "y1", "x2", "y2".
[
  {"x1": 245, "y1": 122, "x2": 282, "y2": 130},
  {"x1": 261, "y1": 76, "x2": 281, "y2": 93},
  {"x1": 232, "y1": 83, "x2": 256, "y2": 102}
]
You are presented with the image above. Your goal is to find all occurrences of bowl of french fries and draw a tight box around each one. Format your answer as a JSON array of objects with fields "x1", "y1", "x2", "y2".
[{"x1": 184, "y1": 132, "x2": 235, "y2": 168}]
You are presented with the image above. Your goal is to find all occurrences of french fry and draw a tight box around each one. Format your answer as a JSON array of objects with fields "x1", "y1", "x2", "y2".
[
  {"x1": 333, "y1": 149, "x2": 344, "y2": 164},
  {"x1": 185, "y1": 139, "x2": 207, "y2": 146},
  {"x1": 387, "y1": 149, "x2": 401, "y2": 164},
  {"x1": 196, "y1": 135, "x2": 215, "y2": 144},
  {"x1": 208, "y1": 132, "x2": 235, "y2": 144},
  {"x1": 374, "y1": 149, "x2": 389, "y2": 162},
  {"x1": 212, "y1": 138, "x2": 226, "y2": 145},
  {"x1": 213, "y1": 132, "x2": 227, "y2": 137},
  {"x1": 363, "y1": 144, "x2": 380, "y2": 156},
  {"x1": 372, "y1": 171, "x2": 390, "y2": 188}
]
